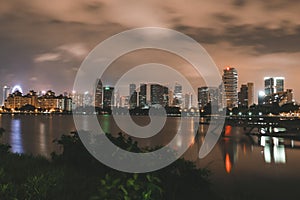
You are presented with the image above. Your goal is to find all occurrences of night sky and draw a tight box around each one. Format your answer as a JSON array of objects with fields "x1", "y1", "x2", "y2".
[{"x1": 1, "y1": 0, "x2": 300, "y2": 102}]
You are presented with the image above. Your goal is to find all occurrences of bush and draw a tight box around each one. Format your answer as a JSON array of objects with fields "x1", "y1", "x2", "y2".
[{"x1": 0, "y1": 129, "x2": 215, "y2": 200}]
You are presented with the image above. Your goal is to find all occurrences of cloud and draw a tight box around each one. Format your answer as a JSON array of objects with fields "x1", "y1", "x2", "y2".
[
  {"x1": 30, "y1": 77, "x2": 38, "y2": 81},
  {"x1": 34, "y1": 53, "x2": 61, "y2": 63},
  {"x1": 174, "y1": 24, "x2": 300, "y2": 54},
  {"x1": 57, "y1": 43, "x2": 88, "y2": 58},
  {"x1": 34, "y1": 43, "x2": 88, "y2": 63}
]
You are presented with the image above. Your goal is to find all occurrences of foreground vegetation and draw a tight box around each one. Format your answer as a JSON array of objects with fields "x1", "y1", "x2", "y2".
[{"x1": 0, "y1": 128, "x2": 219, "y2": 200}]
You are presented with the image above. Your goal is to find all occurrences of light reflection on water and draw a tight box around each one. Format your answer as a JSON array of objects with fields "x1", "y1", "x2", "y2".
[
  {"x1": 0, "y1": 115, "x2": 76, "y2": 156},
  {"x1": 39, "y1": 123, "x2": 47, "y2": 156},
  {"x1": 10, "y1": 118, "x2": 24, "y2": 153},
  {"x1": 1, "y1": 115, "x2": 299, "y2": 168}
]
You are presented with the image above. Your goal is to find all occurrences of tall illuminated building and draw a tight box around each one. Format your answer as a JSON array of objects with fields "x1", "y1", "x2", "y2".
[
  {"x1": 198, "y1": 86, "x2": 218, "y2": 109},
  {"x1": 70, "y1": 91, "x2": 84, "y2": 109},
  {"x1": 238, "y1": 82, "x2": 254, "y2": 108},
  {"x1": 184, "y1": 93, "x2": 193, "y2": 109},
  {"x1": 129, "y1": 84, "x2": 137, "y2": 109},
  {"x1": 103, "y1": 86, "x2": 114, "y2": 108},
  {"x1": 83, "y1": 91, "x2": 93, "y2": 107},
  {"x1": 150, "y1": 84, "x2": 169, "y2": 107},
  {"x1": 258, "y1": 91, "x2": 266, "y2": 105},
  {"x1": 94, "y1": 79, "x2": 103, "y2": 108},
  {"x1": 247, "y1": 82, "x2": 254, "y2": 106},
  {"x1": 129, "y1": 84, "x2": 136, "y2": 97},
  {"x1": 138, "y1": 84, "x2": 147, "y2": 108},
  {"x1": 2, "y1": 85, "x2": 10, "y2": 106},
  {"x1": 222, "y1": 67, "x2": 238, "y2": 109},
  {"x1": 264, "y1": 77, "x2": 284, "y2": 95},
  {"x1": 174, "y1": 83, "x2": 183, "y2": 107}
]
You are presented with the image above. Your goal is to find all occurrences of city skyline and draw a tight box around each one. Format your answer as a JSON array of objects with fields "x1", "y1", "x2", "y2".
[
  {"x1": 2, "y1": 68, "x2": 296, "y2": 110},
  {"x1": 0, "y1": 68, "x2": 293, "y2": 98}
]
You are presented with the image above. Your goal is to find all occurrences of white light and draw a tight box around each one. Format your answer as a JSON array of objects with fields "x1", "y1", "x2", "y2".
[
  {"x1": 12, "y1": 85, "x2": 23, "y2": 93},
  {"x1": 264, "y1": 145, "x2": 271, "y2": 163},
  {"x1": 261, "y1": 136, "x2": 266, "y2": 146},
  {"x1": 274, "y1": 145, "x2": 286, "y2": 164},
  {"x1": 259, "y1": 91, "x2": 265, "y2": 97}
]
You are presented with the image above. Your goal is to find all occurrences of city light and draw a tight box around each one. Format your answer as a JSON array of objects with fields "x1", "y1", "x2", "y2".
[
  {"x1": 12, "y1": 85, "x2": 23, "y2": 93},
  {"x1": 259, "y1": 91, "x2": 265, "y2": 96}
]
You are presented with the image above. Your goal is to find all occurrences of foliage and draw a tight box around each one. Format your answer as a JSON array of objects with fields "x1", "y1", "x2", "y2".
[
  {"x1": 91, "y1": 173, "x2": 162, "y2": 200},
  {"x1": 0, "y1": 129, "x2": 216, "y2": 200}
]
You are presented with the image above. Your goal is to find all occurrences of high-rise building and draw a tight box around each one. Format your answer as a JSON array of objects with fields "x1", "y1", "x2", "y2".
[
  {"x1": 286, "y1": 89, "x2": 294, "y2": 103},
  {"x1": 94, "y1": 79, "x2": 103, "y2": 108},
  {"x1": 174, "y1": 83, "x2": 183, "y2": 107},
  {"x1": 247, "y1": 82, "x2": 254, "y2": 106},
  {"x1": 129, "y1": 84, "x2": 137, "y2": 109},
  {"x1": 264, "y1": 77, "x2": 284, "y2": 95},
  {"x1": 238, "y1": 83, "x2": 254, "y2": 108},
  {"x1": 70, "y1": 91, "x2": 84, "y2": 109},
  {"x1": 150, "y1": 84, "x2": 169, "y2": 107},
  {"x1": 138, "y1": 84, "x2": 147, "y2": 107},
  {"x1": 129, "y1": 84, "x2": 136, "y2": 97},
  {"x1": 198, "y1": 87, "x2": 208, "y2": 109},
  {"x1": 163, "y1": 86, "x2": 169, "y2": 107},
  {"x1": 2, "y1": 85, "x2": 10, "y2": 106},
  {"x1": 184, "y1": 93, "x2": 193, "y2": 109},
  {"x1": 258, "y1": 91, "x2": 266, "y2": 105},
  {"x1": 103, "y1": 86, "x2": 114, "y2": 108},
  {"x1": 238, "y1": 84, "x2": 248, "y2": 108},
  {"x1": 168, "y1": 90, "x2": 174, "y2": 106},
  {"x1": 119, "y1": 96, "x2": 129, "y2": 108},
  {"x1": 83, "y1": 91, "x2": 93, "y2": 107},
  {"x1": 222, "y1": 67, "x2": 238, "y2": 109},
  {"x1": 198, "y1": 86, "x2": 218, "y2": 109}
]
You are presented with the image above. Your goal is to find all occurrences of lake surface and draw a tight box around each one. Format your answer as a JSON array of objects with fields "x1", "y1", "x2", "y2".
[{"x1": 0, "y1": 114, "x2": 300, "y2": 199}]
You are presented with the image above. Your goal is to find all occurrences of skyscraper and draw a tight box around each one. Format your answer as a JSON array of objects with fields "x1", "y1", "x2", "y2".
[
  {"x1": 184, "y1": 93, "x2": 193, "y2": 109},
  {"x1": 129, "y1": 84, "x2": 136, "y2": 96},
  {"x1": 238, "y1": 82, "x2": 254, "y2": 108},
  {"x1": 129, "y1": 84, "x2": 137, "y2": 109},
  {"x1": 222, "y1": 67, "x2": 238, "y2": 109},
  {"x1": 238, "y1": 84, "x2": 248, "y2": 108},
  {"x1": 150, "y1": 84, "x2": 168, "y2": 107},
  {"x1": 94, "y1": 79, "x2": 102, "y2": 108},
  {"x1": 198, "y1": 86, "x2": 218, "y2": 109},
  {"x1": 2, "y1": 85, "x2": 10, "y2": 106},
  {"x1": 174, "y1": 83, "x2": 183, "y2": 107},
  {"x1": 247, "y1": 82, "x2": 254, "y2": 106},
  {"x1": 138, "y1": 84, "x2": 147, "y2": 107},
  {"x1": 198, "y1": 87, "x2": 207, "y2": 109},
  {"x1": 103, "y1": 86, "x2": 114, "y2": 108},
  {"x1": 264, "y1": 77, "x2": 284, "y2": 95}
]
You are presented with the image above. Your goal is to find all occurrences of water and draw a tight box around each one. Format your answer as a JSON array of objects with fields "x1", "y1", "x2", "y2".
[
  {"x1": 0, "y1": 114, "x2": 76, "y2": 157},
  {"x1": 0, "y1": 114, "x2": 300, "y2": 199}
]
